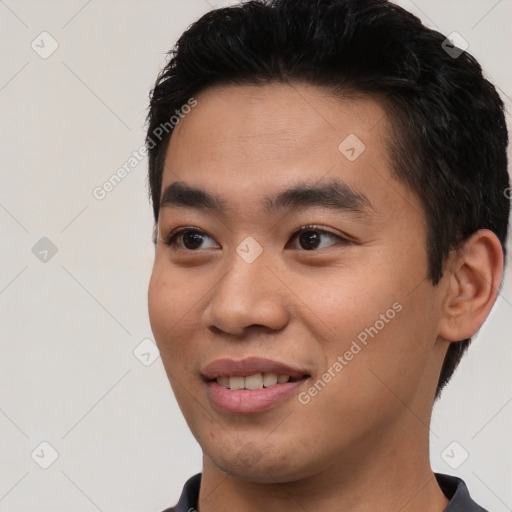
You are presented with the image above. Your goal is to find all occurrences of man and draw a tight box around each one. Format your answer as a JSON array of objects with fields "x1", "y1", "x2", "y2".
[{"x1": 145, "y1": 0, "x2": 509, "y2": 510}]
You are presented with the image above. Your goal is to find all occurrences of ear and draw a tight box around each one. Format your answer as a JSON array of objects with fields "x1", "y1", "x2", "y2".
[{"x1": 438, "y1": 229, "x2": 504, "y2": 342}]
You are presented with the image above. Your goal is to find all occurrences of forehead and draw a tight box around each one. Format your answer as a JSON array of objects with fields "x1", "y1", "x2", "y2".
[{"x1": 161, "y1": 82, "x2": 413, "y2": 220}]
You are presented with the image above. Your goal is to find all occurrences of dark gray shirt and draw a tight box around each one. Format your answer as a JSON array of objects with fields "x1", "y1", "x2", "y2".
[{"x1": 162, "y1": 472, "x2": 488, "y2": 511}]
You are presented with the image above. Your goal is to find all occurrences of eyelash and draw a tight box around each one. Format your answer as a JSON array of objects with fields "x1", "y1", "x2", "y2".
[{"x1": 163, "y1": 224, "x2": 348, "y2": 251}]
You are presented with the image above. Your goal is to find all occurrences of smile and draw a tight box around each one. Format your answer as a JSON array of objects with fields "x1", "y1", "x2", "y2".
[
  {"x1": 215, "y1": 373, "x2": 303, "y2": 390},
  {"x1": 202, "y1": 357, "x2": 311, "y2": 413}
]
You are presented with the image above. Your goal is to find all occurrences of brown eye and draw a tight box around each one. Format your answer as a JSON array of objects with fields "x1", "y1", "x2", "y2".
[
  {"x1": 298, "y1": 230, "x2": 321, "y2": 250},
  {"x1": 164, "y1": 228, "x2": 219, "y2": 251},
  {"x1": 288, "y1": 225, "x2": 346, "y2": 251},
  {"x1": 181, "y1": 230, "x2": 205, "y2": 250}
]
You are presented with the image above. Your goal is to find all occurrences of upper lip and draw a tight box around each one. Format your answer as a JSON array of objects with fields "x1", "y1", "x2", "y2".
[{"x1": 201, "y1": 357, "x2": 310, "y2": 380}]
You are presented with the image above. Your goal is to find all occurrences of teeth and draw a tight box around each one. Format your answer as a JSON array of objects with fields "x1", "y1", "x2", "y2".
[
  {"x1": 229, "y1": 376, "x2": 245, "y2": 390},
  {"x1": 244, "y1": 374, "x2": 263, "y2": 390},
  {"x1": 217, "y1": 376, "x2": 230, "y2": 388},
  {"x1": 263, "y1": 373, "x2": 278, "y2": 387},
  {"x1": 215, "y1": 373, "x2": 295, "y2": 390}
]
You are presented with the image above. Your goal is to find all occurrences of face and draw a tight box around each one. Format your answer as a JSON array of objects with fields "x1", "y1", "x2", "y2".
[{"x1": 148, "y1": 82, "x2": 449, "y2": 483}]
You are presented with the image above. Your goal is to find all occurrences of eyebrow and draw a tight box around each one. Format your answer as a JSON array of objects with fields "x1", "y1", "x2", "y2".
[{"x1": 159, "y1": 179, "x2": 374, "y2": 217}]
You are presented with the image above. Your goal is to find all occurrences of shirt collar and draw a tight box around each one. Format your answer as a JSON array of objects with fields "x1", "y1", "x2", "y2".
[
  {"x1": 435, "y1": 473, "x2": 488, "y2": 511},
  {"x1": 166, "y1": 472, "x2": 488, "y2": 512}
]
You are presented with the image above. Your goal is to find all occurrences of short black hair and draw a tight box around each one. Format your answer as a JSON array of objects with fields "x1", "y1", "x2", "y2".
[{"x1": 145, "y1": 0, "x2": 510, "y2": 398}]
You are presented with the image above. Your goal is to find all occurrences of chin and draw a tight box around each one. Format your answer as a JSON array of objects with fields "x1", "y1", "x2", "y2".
[{"x1": 203, "y1": 436, "x2": 321, "y2": 484}]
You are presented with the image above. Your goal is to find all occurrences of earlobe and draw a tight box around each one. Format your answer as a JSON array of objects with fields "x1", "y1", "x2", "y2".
[{"x1": 438, "y1": 229, "x2": 504, "y2": 342}]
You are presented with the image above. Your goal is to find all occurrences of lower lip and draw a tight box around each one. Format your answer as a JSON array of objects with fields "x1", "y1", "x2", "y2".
[{"x1": 205, "y1": 379, "x2": 307, "y2": 414}]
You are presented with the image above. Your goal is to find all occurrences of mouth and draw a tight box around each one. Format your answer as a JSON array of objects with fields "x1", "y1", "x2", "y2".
[
  {"x1": 202, "y1": 357, "x2": 311, "y2": 414},
  {"x1": 213, "y1": 372, "x2": 305, "y2": 390}
]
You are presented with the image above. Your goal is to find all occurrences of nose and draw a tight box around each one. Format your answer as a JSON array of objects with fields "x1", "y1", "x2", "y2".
[{"x1": 201, "y1": 249, "x2": 290, "y2": 337}]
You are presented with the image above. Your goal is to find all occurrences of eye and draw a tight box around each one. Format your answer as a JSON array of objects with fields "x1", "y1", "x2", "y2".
[
  {"x1": 163, "y1": 224, "x2": 348, "y2": 252},
  {"x1": 163, "y1": 227, "x2": 219, "y2": 251},
  {"x1": 287, "y1": 224, "x2": 347, "y2": 251}
]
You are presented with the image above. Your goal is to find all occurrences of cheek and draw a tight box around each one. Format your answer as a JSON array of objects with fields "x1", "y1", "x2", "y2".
[
  {"x1": 147, "y1": 263, "x2": 195, "y2": 360},
  {"x1": 302, "y1": 264, "x2": 438, "y2": 406},
  {"x1": 303, "y1": 267, "x2": 403, "y2": 349},
  {"x1": 325, "y1": 292, "x2": 439, "y2": 421},
  {"x1": 148, "y1": 267, "x2": 201, "y2": 406},
  {"x1": 147, "y1": 267, "x2": 172, "y2": 342}
]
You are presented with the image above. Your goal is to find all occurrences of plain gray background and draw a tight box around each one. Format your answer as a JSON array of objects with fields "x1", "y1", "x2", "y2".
[{"x1": 1, "y1": 1, "x2": 511, "y2": 511}]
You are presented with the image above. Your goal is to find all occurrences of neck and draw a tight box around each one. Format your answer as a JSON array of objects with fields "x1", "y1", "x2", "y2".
[{"x1": 197, "y1": 422, "x2": 449, "y2": 512}]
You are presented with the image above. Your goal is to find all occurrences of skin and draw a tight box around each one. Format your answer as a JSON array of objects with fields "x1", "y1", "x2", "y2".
[{"x1": 148, "y1": 82, "x2": 503, "y2": 511}]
